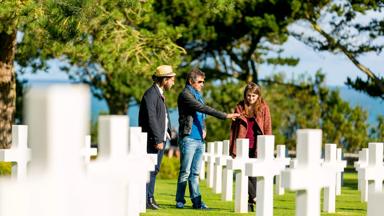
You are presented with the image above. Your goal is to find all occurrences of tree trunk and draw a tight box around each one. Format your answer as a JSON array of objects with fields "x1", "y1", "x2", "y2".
[
  {"x1": 0, "y1": 30, "x2": 17, "y2": 149},
  {"x1": 250, "y1": 60, "x2": 258, "y2": 84}
]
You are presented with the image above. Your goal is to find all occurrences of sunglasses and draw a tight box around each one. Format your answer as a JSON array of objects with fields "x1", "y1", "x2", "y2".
[{"x1": 197, "y1": 80, "x2": 205, "y2": 84}]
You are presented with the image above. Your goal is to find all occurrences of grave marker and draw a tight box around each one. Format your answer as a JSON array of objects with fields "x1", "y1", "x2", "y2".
[
  {"x1": 282, "y1": 129, "x2": 336, "y2": 216},
  {"x1": 0, "y1": 125, "x2": 31, "y2": 180}
]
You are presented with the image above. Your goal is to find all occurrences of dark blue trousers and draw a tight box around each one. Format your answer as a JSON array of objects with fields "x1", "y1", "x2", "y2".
[{"x1": 146, "y1": 148, "x2": 164, "y2": 201}]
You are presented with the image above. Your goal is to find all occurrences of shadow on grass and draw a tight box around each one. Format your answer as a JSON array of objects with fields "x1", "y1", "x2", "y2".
[
  {"x1": 156, "y1": 203, "x2": 222, "y2": 212},
  {"x1": 343, "y1": 177, "x2": 358, "y2": 190},
  {"x1": 342, "y1": 167, "x2": 358, "y2": 190}
]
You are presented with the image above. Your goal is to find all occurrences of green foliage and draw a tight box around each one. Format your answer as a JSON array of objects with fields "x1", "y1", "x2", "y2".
[
  {"x1": 321, "y1": 91, "x2": 369, "y2": 152},
  {"x1": 16, "y1": 0, "x2": 185, "y2": 114},
  {"x1": 152, "y1": 0, "x2": 300, "y2": 82},
  {"x1": 0, "y1": 162, "x2": 12, "y2": 176},
  {"x1": 0, "y1": 0, "x2": 35, "y2": 34},
  {"x1": 204, "y1": 80, "x2": 244, "y2": 142},
  {"x1": 158, "y1": 156, "x2": 180, "y2": 179},
  {"x1": 266, "y1": 72, "x2": 370, "y2": 152},
  {"x1": 370, "y1": 115, "x2": 384, "y2": 141},
  {"x1": 346, "y1": 77, "x2": 384, "y2": 99}
]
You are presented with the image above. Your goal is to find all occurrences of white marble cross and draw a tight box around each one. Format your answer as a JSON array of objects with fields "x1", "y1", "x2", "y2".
[
  {"x1": 355, "y1": 148, "x2": 369, "y2": 202},
  {"x1": 275, "y1": 144, "x2": 290, "y2": 195},
  {"x1": 362, "y1": 143, "x2": 384, "y2": 197},
  {"x1": 213, "y1": 141, "x2": 223, "y2": 193},
  {"x1": 0, "y1": 85, "x2": 92, "y2": 216},
  {"x1": 128, "y1": 127, "x2": 156, "y2": 213},
  {"x1": 220, "y1": 140, "x2": 233, "y2": 201},
  {"x1": 87, "y1": 116, "x2": 152, "y2": 216},
  {"x1": 206, "y1": 142, "x2": 216, "y2": 188},
  {"x1": 25, "y1": 85, "x2": 91, "y2": 216},
  {"x1": 368, "y1": 191, "x2": 384, "y2": 216},
  {"x1": 87, "y1": 116, "x2": 129, "y2": 215},
  {"x1": 199, "y1": 142, "x2": 215, "y2": 181},
  {"x1": 200, "y1": 144, "x2": 206, "y2": 180},
  {"x1": 227, "y1": 138, "x2": 251, "y2": 213},
  {"x1": 245, "y1": 135, "x2": 288, "y2": 216},
  {"x1": 199, "y1": 142, "x2": 214, "y2": 181},
  {"x1": 322, "y1": 144, "x2": 346, "y2": 213},
  {"x1": 0, "y1": 125, "x2": 31, "y2": 180},
  {"x1": 282, "y1": 129, "x2": 336, "y2": 216},
  {"x1": 335, "y1": 148, "x2": 346, "y2": 195}
]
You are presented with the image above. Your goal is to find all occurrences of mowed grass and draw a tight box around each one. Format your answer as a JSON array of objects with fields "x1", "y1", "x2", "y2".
[{"x1": 142, "y1": 170, "x2": 366, "y2": 216}]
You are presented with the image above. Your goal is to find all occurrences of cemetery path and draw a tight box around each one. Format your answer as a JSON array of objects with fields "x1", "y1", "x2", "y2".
[{"x1": 142, "y1": 172, "x2": 366, "y2": 216}]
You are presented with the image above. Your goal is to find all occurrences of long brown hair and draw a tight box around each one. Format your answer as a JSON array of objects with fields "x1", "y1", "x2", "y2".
[{"x1": 243, "y1": 82, "x2": 263, "y2": 118}]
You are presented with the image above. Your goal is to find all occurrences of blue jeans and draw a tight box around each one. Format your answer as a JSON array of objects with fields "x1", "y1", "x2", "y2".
[{"x1": 175, "y1": 137, "x2": 204, "y2": 206}]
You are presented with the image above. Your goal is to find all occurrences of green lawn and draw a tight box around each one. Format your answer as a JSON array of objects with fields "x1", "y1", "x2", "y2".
[{"x1": 142, "y1": 171, "x2": 366, "y2": 216}]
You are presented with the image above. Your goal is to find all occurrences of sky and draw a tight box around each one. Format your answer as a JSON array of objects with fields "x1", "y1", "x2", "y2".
[{"x1": 259, "y1": 36, "x2": 383, "y2": 86}]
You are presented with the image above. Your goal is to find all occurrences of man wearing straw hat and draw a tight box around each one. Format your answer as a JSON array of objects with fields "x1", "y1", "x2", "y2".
[{"x1": 139, "y1": 65, "x2": 176, "y2": 210}]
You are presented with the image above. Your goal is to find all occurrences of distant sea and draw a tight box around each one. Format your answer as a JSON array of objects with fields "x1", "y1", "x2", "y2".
[
  {"x1": 25, "y1": 79, "x2": 179, "y2": 127},
  {"x1": 26, "y1": 80, "x2": 383, "y2": 127},
  {"x1": 335, "y1": 86, "x2": 384, "y2": 125}
]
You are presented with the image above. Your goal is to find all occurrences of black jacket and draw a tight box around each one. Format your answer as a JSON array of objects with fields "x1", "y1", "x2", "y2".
[
  {"x1": 178, "y1": 87, "x2": 227, "y2": 138},
  {"x1": 139, "y1": 84, "x2": 171, "y2": 153}
]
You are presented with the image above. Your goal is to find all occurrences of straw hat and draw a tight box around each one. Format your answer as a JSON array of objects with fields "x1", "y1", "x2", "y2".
[{"x1": 154, "y1": 65, "x2": 176, "y2": 77}]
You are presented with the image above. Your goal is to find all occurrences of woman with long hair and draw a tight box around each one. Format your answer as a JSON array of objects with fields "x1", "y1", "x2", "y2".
[{"x1": 229, "y1": 82, "x2": 272, "y2": 212}]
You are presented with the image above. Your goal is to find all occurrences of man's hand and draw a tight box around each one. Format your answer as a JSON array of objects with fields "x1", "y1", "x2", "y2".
[
  {"x1": 155, "y1": 142, "x2": 164, "y2": 150},
  {"x1": 226, "y1": 113, "x2": 240, "y2": 120}
]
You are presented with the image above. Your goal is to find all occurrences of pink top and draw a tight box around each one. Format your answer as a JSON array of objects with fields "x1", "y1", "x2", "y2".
[{"x1": 246, "y1": 118, "x2": 256, "y2": 149}]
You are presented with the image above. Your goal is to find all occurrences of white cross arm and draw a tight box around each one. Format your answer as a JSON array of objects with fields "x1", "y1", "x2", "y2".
[
  {"x1": 227, "y1": 158, "x2": 249, "y2": 171},
  {"x1": 215, "y1": 156, "x2": 231, "y2": 166},
  {"x1": 282, "y1": 168, "x2": 335, "y2": 190},
  {"x1": 322, "y1": 161, "x2": 346, "y2": 173},
  {"x1": 0, "y1": 149, "x2": 31, "y2": 162},
  {"x1": 245, "y1": 160, "x2": 283, "y2": 177},
  {"x1": 362, "y1": 168, "x2": 384, "y2": 181}
]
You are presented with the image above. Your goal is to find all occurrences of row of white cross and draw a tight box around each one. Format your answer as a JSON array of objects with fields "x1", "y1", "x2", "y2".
[
  {"x1": 0, "y1": 85, "x2": 156, "y2": 216},
  {"x1": 0, "y1": 84, "x2": 383, "y2": 216},
  {"x1": 0, "y1": 126, "x2": 96, "y2": 181},
  {"x1": 354, "y1": 143, "x2": 384, "y2": 216},
  {"x1": 202, "y1": 130, "x2": 384, "y2": 216}
]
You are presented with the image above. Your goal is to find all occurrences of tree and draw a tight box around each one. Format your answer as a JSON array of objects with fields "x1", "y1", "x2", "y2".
[
  {"x1": 289, "y1": 0, "x2": 384, "y2": 99},
  {"x1": 152, "y1": 0, "x2": 300, "y2": 83},
  {"x1": 16, "y1": 0, "x2": 185, "y2": 114},
  {"x1": 370, "y1": 115, "x2": 384, "y2": 141},
  {"x1": 0, "y1": 0, "x2": 35, "y2": 148},
  {"x1": 268, "y1": 72, "x2": 369, "y2": 152},
  {"x1": 204, "y1": 80, "x2": 244, "y2": 142}
]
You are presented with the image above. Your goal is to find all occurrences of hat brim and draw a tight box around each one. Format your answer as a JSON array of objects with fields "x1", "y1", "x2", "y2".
[{"x1": 154, "y1": 72, "x2": 176, "y2": 77}]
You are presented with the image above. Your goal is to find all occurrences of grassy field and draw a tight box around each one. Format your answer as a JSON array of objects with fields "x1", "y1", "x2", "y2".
[{"x1": 142, "y1": 169, "x2": 366, "y2": 216}]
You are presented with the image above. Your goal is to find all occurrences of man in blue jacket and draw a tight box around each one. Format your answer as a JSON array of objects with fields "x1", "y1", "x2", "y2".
[
  {"x1": 139, "y1": 65, "x2": 175, "y2": 210},
  {"x1": 175, "y1": 68, "x2": 240, "y2": 209}
]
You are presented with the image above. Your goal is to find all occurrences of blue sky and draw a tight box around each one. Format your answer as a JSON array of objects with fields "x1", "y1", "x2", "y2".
[{"x1": 259, "y1": 36, "x2": 383, "y2": 86}]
